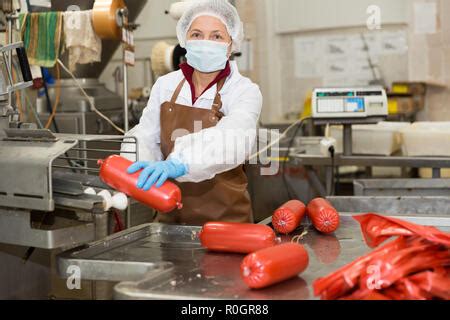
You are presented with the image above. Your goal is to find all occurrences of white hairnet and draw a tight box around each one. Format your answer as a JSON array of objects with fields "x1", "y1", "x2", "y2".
[{"x1": 176, "y1": 0, "x2": 244, "y2": 53}]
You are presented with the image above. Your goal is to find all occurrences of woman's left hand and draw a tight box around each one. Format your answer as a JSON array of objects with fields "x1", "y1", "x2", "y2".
[{"x1": 127, "y1": 159, "x2": 188, "y2": 190}]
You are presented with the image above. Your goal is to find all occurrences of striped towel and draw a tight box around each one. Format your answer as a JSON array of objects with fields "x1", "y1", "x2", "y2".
[{"x1": 20, "y1": 12, "x2": 63, "y2": 68}]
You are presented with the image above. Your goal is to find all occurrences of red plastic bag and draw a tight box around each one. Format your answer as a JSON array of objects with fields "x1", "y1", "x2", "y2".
[
  {"x1": 314, "y1": 214, "x2": 450, "y2": 300},
  {"x1": 313, "y1": 236, "x2": 406, "y2": 299},
  {"x1": 409, "y1": 271, "x2": 450, "y2": 300},
  {"x1": 353, "y1": 214, "x2": 450, "y2": 248}
]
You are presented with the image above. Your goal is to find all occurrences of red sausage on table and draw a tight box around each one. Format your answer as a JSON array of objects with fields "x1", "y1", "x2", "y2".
[
  {"x1": 97, "y1": 155, "x2": 182, "y2": 213},
  {"x1": 307, "y1": 198, "x2": 340, "y2": 234},
  {"x1": 241, "y1": 243, "x2": 309, "y2": 289},
  {"x1": 199, "y1": 222, "x2": 277, "y2": 254},
  {"x1": 272, "y1": 200, "x2": 306, "y2": 234}
]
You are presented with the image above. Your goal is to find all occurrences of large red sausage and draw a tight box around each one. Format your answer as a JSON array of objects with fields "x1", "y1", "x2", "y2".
[
  {"x1": 272, "y1": 200, "x2": 306, "y2": 234},
  {"x1": 307, "y1": 198, "x2": 340, "y2": 234},
  {"x1": 199, "y1": 222, "x2": 277, "y2": 254},
  {"x1": 241, "y1": 243, "x2": 309, "y2": 289},
  {"x1": 97, "y1": 155, "x2": 182, "y2": 213}
]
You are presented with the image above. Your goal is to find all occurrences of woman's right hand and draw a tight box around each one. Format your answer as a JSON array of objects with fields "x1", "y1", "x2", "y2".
[{"x1": 127, "y1": 159, "x2": 187, "y2": 190}]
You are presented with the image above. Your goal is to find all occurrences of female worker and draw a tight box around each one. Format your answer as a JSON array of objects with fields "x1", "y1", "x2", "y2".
[{"x1": 121, "y1": 0, "x2": 262, "y2": 225}]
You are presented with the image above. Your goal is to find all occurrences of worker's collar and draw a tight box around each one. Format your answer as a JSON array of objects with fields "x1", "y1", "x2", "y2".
[{"x1": 180, "y1": 61, "x2": 231, "y2": 105}]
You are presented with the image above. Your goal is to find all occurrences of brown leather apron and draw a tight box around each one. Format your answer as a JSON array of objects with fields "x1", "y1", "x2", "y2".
[{"x1": 155, "y1": 78, "x2": 253, "y2": 225}]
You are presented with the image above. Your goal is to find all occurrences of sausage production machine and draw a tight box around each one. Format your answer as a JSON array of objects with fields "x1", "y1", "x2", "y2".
[{"x1": 0, "y1": 37, "x2": 139, "y2": 299}]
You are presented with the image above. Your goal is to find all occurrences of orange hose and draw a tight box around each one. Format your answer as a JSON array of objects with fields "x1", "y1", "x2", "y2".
[
  {"x1": 45, "y1": 62, "x2": 61, "y2": 129},
  {"x1": 11, "y1": 68, "x2": 24, "y2": 121},
  {"x1": 15, "y1": 91, "x2": 23, "y2": 120}
]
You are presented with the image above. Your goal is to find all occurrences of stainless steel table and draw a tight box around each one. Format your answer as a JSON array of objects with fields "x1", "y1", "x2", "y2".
[
  {"x1": 57, "y1": 214, "x2": 450, "y2": 300},
  {"x1": 291, "y1": 153, "x2": 450, "y2": 196}
]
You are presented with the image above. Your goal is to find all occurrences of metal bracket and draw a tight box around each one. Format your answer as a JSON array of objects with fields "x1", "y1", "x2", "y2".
[
  {"x1": 3, "y1": 128, "x2": 58, "y2": 142},
  {"x1": 0, "y1": 208, "x2": 95, "y2": 249}
]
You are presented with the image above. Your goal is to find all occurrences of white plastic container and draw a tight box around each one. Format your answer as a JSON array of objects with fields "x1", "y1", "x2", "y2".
[
  {"x1": 400, "y1": 122, "x2": 450, "y2": 157},
  {"x1": 330, "y1": 122, "x2": 410, "y2": 156}
]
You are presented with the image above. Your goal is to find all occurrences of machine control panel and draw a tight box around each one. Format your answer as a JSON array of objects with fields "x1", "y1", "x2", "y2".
[{"x1": 312, "y1": 87, "x2": 388, "y2": 120}]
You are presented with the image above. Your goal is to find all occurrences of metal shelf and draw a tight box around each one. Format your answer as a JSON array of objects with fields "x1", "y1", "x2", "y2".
[{"x1": 291, "y1": 153, "x2": 450, "y2": 168}]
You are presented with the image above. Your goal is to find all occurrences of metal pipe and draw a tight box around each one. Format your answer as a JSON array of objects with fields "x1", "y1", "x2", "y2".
[
  {"x1": 123, "y1": 51, "x2": 129, "y2": 133},
  {"x1": 343, "y1": 124, "x2": 353, "y2": 156},
  {"x1": 94, "y1": 213, "x2": 109, "y2": 240},
  {"x1": 84, "y1": 140, "x2": 136, "y2": 144},
  {"x1": 52, "y1": 165, "x2": 100, "y2": 173},
  {"x1": 304, "y1": 165, "x2": 327, "y2": 197},
  {"x1": 432, "y1": 168, "x2": 441, "y2": 179},
  {"x1": 58, "y1": 156, "x2": 101, "y2": 162},
  {"x1": 71, "y1": 138, "x2": 137, "y2": 143},
  {"x1": 7, "y1": 14, "x2": 13, "y2": 109},
  {"x1": 93, "y1": 211, "x2": 110, "y2": 300},
  {"x1": 126, "y1": 206, "x2": 131, "y2": 229},
  {"x1": 70, "y1": 148, "x2": 136, "y2": 153},
  {"x1": 325, "y1": 166, "x2": 334, "y2": 196}
]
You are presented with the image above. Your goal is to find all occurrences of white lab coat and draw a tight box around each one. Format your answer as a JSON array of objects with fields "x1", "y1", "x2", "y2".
[{"x1": 121, "y1": 61, "x2": 262, "y2": 183}]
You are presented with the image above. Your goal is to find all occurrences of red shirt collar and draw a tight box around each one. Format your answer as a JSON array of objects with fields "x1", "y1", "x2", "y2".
[{"x1": 180, "y1": 61, "x2": 231, "y2": 105}]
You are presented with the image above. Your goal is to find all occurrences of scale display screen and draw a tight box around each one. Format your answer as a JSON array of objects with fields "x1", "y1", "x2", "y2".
[
  {"x1": 317, "y1": 97, "x2": 365, "y2": 113},
  {"x1": 345, "y1": 97, "x2": 365, "y2": 112},
  {"x1": 312, "y1": 87, "x2": 388, "y2": 120}
]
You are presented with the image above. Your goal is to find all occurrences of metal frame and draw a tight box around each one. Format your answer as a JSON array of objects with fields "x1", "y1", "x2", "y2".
[
  {"x1": 289, "y1": 116, "x2": 450, "y2": 195},
  {"x1": 291, "y1": 153, "x2": 450, "y2": 195},
  {"x1": 0, "y1": 132, "x2": 138, "y2": 248},
  {"x1": 291, "y1": 153, "x2": 450, "y2": 169},
  {"x1": 0, "y1": 41, "x2": 33, "y2": 96},
  {"x1": 0, "y1": 132, "x2": 77, "y2": 211},
  {"x1": 0, "y1": 132, "x2": 138, "y2": 212}
]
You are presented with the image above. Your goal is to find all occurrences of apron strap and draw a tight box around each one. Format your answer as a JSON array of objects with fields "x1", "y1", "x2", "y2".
[
  {"x1": 169, "y1": 77, "x2": 226, "y2": 119},
  {"x1": 212, "y1": 78, "x2": 226, "y2": 119},
  {"x1": 170, "y1": 79, "x2": 186, "y2": 105}
]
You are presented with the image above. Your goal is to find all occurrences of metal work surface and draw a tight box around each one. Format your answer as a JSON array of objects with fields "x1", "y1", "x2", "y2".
[
  {"x1": 57, "y1": 216, "x2": 450, "y2": 300},
  {"x1": 58, "y1": 224, "x2": 192, "y2": 282},
  {"x1": 354, "y1": 179, "x2": 450, "y2": 197},
  {"x1": 329, "y1": 196, "x2": 450, "y2": 216}
]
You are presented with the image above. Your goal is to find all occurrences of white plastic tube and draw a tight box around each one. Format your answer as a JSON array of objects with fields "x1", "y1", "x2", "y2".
[
  {"x1": 98, "y1": 190, "x2": 113, "y2": 211},
  {"x1": 112, "y1": 193, "x2": 129, "y2": 211}
]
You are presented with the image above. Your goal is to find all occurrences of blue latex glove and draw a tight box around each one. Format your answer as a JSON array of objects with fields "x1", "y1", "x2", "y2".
[{"x1": 127, "y1": 159, "x2": 188, "y2": 190}]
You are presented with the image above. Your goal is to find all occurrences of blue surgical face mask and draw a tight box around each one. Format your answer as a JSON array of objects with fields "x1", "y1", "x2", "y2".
[{"x1": 185, "y1": 40, "x2": 230, "y2": 73}]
